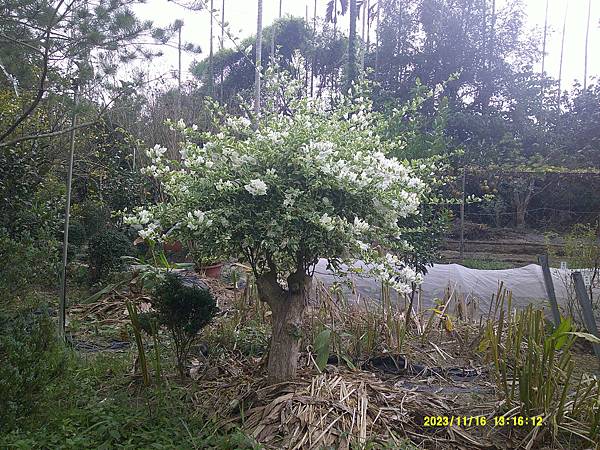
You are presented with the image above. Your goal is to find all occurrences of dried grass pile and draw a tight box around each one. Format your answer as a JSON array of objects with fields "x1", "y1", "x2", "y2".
[{"x1": 192, "y1": 364, "x2": 486, "y2": 449}]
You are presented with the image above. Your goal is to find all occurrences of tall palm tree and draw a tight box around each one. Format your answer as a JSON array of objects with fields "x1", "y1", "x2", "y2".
[{"x1": 325, "y1": 0, "x2": 373, "y2": 90}]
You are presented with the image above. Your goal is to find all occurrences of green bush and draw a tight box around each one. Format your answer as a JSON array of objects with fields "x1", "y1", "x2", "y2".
[
  {"x1": 0, "y1": 230, "x2": 59, "y2": 299},
  {"x1": 88, "y1": 229, "x2": 133, "y2": 281},
  {"x1": 68, "y1": 220, "x2": 87, "y2": 247},
  {"x1": 0, "y1": 307, "x2": 66, "y2": 430},
  {"x1": 144, "y1": 273, "x2": 218, "y2": 376},
  {"x1": 77, "y1": 200, "x2": 109, "y2": 239}
]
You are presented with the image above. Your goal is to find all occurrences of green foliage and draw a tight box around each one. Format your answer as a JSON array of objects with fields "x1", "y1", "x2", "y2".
[
  {"x1": 0, "y1": 305, "x2": 66, "y2": 430},
  {"x1": 481, "y1": 291, "x2": 600, "y2": 445},
  {"x1": 88, "y1": 228, "x2": 133, "y2": 281},
  {"x1": 74, "y1": 200, "x2": 110, "y2": 240},
  {"x1": 191, "y1": 17, "x2": 311, "y2": 103},
  {"x1": 0, "y1": 229, "x2": 59, "y2": 298},
  {"x1": 563, "y1": 223, "x2": 600, "y2": 272},
  {"x1": 0, "y1": 350, "x2": 260, "y2": 449},
  {"x1": 147, "y1": 273, "x2": 218, "y2": 376},
  {"x1": 67, "y1": 220, "x2": 86, "y2": 247},
  {"x1": 314, "y1": 328, "x2": 332, "y2": 371},
  {"x1": 209, "y1": 319, "x2": 271, "y2": 357}
]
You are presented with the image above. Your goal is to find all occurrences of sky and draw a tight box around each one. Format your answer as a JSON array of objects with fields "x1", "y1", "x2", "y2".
[{"x1": 133, "y1": 0, "x2": 600, "y2": 89}]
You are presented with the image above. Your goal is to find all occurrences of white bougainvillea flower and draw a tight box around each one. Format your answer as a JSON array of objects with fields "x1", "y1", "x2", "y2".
[{"x1": 244, "y1": 178, "x2": 268, "y2": 196}]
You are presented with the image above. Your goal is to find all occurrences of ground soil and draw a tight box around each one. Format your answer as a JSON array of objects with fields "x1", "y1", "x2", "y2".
[{"x1": 441, "y1": 226, "x2": 566, "y2": 266}]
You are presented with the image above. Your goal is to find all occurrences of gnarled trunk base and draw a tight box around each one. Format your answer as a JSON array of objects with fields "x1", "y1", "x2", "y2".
[{"x1": 256, "y1": 271, "x2": 310, "y2": 382}]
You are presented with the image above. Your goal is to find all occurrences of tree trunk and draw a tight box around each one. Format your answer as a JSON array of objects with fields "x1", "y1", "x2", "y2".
[
  {"x1": 512, "y1": 178, "x2": 535, "y2": 229},
  {"x1": 256, "y1": 271, "x2": 310, "y2": 382}
]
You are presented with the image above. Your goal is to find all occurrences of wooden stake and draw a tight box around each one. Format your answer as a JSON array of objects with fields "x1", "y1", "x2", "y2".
[
  {"x1": 538, "y1": 254, "x2": 561, "y2": 328},
  {"x1": 572, "y1": 271, "x2": 600, "y2": 360}
]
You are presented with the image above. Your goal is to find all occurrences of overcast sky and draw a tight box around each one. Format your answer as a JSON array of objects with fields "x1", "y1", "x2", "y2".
[{"x1": 133, "y1": 0, "x2": 599, "y2": 89}]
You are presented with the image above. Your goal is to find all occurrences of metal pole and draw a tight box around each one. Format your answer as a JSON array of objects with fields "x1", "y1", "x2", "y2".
[
  {"x1": 310, "y1": 0, "x2": 316, "y2": 97},
  {"x1": 177, "y1": 23, "x2": 182, "y2": 117},
  {"x1": 254, "y1": 0, "x2": 263, "y2": 118},
  {"x1": 220, "y1": 0, "x2": 225, "y2": 103},
  {"x1": 209, "y1": 0, "x2": 214, "y2": 97},
  {"x1": 459, "y1": 167, "x2": 466, "y2": 260},
  {"x1": 572, "y1": 271, "x2": 600, "y2": 360},
  {"x1": 584, "y1": 0, "x2": 591, "y2": 90},
  {"x1": 538, "y1": 254, "x2": 561, "y2": 328},
  {"x1": 58, "y1": 80, "x2": 79, "y2": 339}
]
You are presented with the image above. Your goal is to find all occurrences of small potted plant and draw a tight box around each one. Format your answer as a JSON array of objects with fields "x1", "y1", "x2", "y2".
[{"x1": 188, "y1": 242, "x2": 225, "y2": 279}]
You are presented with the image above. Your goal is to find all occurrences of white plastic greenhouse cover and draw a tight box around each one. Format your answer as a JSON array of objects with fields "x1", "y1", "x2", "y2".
[{"x1": 313, "y1": 259, "x2": 579, "y2": 313}]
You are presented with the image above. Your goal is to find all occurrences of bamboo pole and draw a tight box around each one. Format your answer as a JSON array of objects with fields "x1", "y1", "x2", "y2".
[
  {"x1": 177, "y1": 22, "x2": 182, "y2": 116},
  {"x1": 311, "y1": 0, "x2": 316, "y2": 97}
]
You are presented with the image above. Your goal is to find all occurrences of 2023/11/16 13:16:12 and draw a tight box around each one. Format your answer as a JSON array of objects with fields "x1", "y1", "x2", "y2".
[{"x1": 423, "y1": 416, "x2": 543, "y2": 427}]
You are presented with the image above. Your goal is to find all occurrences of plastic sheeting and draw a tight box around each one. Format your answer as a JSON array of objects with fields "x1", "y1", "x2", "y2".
[{"x1": 313, "y1": 259, "x2": 576, "y2": 314}]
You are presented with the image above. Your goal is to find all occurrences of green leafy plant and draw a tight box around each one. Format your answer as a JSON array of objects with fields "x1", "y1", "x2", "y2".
[
  {"x1": 314, "y1": 328, "x2": 332, "y2": 371},
  {"x1": 125, "y1": 300, "x2": 151, "y2": 386},
  {"x1": 88, "y1": 228, "x2": 133, "y2": 281},
  {"x1": 0, "y1": 306, "x2": 66, "y2": 429},
  {"x1": 480, "y1": 288, "x2": 600, "y2": 446},
  {"x1": 145, "y1": 273, "x2": 218, "y2": 376}
]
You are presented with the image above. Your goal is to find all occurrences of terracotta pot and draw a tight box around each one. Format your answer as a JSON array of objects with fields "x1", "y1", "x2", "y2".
[
  {"x1": 163, "y1": 240, "x2": 183, "y2": 253},
  {"x1": 196, "y1": 262, "x2": 224, "y2": 279}
]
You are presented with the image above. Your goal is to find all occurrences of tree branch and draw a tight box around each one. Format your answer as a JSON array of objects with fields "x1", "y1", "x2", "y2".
[
  {"x1": 0, "y1": 121, "x2": 96, "y2": 148},
  {"x1": 0, "y1": 0, "x2": 67, "y2": 143}
]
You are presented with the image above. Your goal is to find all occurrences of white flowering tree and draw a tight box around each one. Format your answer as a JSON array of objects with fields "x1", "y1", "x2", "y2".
[{"x1": 125, "y1": 69, "x2": 427, "y2": 381}]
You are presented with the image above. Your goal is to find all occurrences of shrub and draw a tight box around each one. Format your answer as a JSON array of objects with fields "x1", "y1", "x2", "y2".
[
  {"x1": 0, "y1": 306, "x2": 66, "y2": 430},
  {"x1": 0, "y1": 230, "x2": 59, "y2": 299},
  {"x1": 68, "y1": 220, "x2": 87, "y2": 247},
  {"x1": 78, "y1": 201, "x2": 110, "y2": 239},
  {"x1": 124, "y1": 69, "x2": 429, "y2": 381},
  {"x1": 146, "y1": 273, "x2": 218, "y2": 376},
  {"x1": 88, "y1": 229, "x2": 133, "y2": 281}
]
